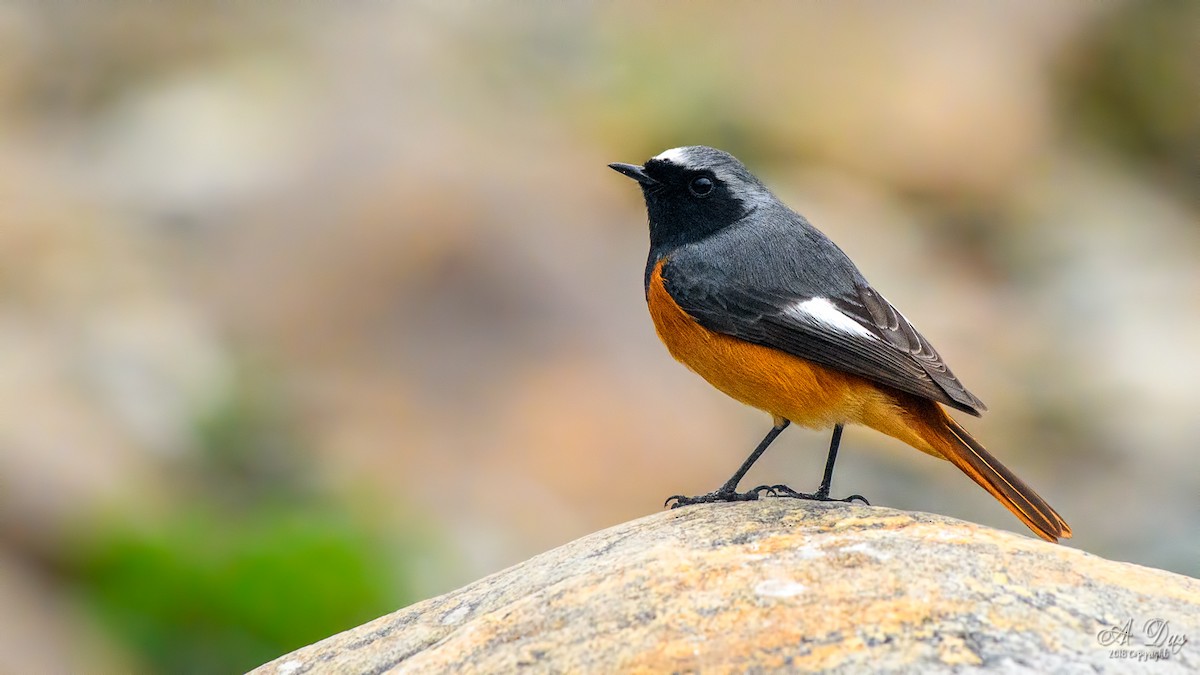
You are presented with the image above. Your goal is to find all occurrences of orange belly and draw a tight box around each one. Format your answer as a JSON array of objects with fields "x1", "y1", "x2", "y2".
[{"x1": 647, "y1": 260, "x2": 938, "y2": 454}]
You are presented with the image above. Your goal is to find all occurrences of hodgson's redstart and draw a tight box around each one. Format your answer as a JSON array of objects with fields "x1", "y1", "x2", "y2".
[{"x1": 610, "y1": 146, "x2": 1070, "y2": 542}]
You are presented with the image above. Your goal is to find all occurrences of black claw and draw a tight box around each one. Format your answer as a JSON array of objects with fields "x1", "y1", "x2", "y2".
[
  {"x1": 765, "y1": 484, "x2": 816, "y2": 500},
  {"x1": 758, "y1": 483, "x2": 871, "y2": 505},
  {"x1": 664, "y1": 494, "x2": 691, "y2": 509},
  {"x1": 748, "y1": 484, "x2": 778, "y2": 497},
  {"x1": 666, "y1": 485, "x2": 870, "y2": 508},
  {"x1": 664, "y1": 488, "x2": 765, "y2": 509}
]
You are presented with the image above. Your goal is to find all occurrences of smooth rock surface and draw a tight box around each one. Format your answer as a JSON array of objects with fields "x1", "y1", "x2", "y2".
[{"x1": 252, "y1": 501, "x2": 1199, "y2": 674}]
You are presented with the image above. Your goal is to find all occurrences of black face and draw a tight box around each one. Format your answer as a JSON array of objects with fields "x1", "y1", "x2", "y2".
[
  {"x1": 611, "y1": 146, "x2": 772, "y2": 293},
  {"x1": 638, "y1": 158, "x2": 750, "y2": 254}
]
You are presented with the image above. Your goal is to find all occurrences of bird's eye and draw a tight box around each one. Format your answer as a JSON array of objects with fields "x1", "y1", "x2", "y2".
[{"x1": 688, "y1": 176, "x2": 714, "y2": 197}]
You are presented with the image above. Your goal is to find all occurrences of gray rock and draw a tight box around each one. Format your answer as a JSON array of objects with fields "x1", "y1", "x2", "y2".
[{"x1": 251, "y1": 501, "x2": 1199, "y2": 674}]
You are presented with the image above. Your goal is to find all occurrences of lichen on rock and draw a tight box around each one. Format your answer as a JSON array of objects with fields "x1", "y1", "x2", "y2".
[{"x1": 252, "y1": 501, "x2": 1200, "y2": 674}]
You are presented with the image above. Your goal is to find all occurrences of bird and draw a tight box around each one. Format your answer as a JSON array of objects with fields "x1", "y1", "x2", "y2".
[{"x1": 609, "y1": 146, "x2": 1071, "y2": 542}]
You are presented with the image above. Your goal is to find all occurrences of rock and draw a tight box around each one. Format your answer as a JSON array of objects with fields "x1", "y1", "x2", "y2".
[{"x1": 251, "y1": 501, "x2": 1199, "y2": 674}]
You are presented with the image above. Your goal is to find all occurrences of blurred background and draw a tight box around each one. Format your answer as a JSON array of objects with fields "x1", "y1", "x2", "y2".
[{"x1": 1, "y1": 1, "x2": 1197, "y2": 672}]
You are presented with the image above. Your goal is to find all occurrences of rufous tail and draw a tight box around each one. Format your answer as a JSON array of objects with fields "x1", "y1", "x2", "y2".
[{"x1": 919, "y1": 406, "x2": 1072, "y2": 542}]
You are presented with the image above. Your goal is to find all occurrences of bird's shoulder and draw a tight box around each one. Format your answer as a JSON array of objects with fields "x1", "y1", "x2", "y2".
[{"x1": 664, "y1": 209, "x2": 864, "y2": 306}]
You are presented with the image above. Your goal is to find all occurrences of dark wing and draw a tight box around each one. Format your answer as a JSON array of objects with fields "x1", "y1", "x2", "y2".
[
  {"x1": 662, "y1": 230, "x2": 986, "y2": 416},
  {"x1": 854, "y1": 284, "x2": 986, "y2": 414}
]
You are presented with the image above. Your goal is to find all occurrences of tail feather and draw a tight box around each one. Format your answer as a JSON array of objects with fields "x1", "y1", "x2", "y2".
[{"x1": 925, "y1": 412, "x2": 1072, "y2": 542}]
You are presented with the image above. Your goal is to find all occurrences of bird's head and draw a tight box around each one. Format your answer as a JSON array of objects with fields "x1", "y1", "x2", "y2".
[{"x1": 609, "y1": 146, "x2": 774, "y2": 251}]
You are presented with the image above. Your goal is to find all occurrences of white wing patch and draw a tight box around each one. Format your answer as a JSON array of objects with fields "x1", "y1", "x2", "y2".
[
  {"x1": 652, "y1": 147, "x2": 693, "y2": 166},
  {"x1": 785, "y1": 298, "x2": 877, "y2": 340}
]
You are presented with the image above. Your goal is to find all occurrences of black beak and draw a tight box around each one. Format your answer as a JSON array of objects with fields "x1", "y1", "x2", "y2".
[{"x1": 608, "y1": 162, "x2": 659, "y2": 186}]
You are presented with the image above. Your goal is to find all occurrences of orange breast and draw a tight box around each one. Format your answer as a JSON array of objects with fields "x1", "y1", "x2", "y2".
[{"x1": 646, "y1": 259, "x2": 931, "y2": 449}]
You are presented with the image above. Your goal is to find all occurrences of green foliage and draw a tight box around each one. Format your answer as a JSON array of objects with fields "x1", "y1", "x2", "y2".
[
  {"x1": 74, "y1": 503, "x2": 413, "y2": 675},
  {"x1": 68, "y1": 364, "x2": 430, "y2": 674}
]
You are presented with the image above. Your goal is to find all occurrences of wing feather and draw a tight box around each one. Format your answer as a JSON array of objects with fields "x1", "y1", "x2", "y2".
[{"x1": 662, "y1": 235, "x2": 986, "y2": 415}]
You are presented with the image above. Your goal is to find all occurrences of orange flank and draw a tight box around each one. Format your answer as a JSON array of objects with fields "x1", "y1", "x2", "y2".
[{"x1": 647, "y1": 260, "x2": 1072, "y2": 542}]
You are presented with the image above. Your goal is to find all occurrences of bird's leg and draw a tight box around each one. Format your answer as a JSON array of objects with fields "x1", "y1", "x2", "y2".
[
  {"x1": 767, "y1": 424, "x2": 870, "y2": 504},
  {"x1": 665, "y1": 420, "x2": 790, "y2": 508}
]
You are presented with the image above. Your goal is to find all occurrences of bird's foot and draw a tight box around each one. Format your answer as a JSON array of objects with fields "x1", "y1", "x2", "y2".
[
  {"x1": 762, "y1": 484, "x2": 870, "y2": 505},
  {"x1": 664, "y1": 485, "x2": 776, "y2": 509}
]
